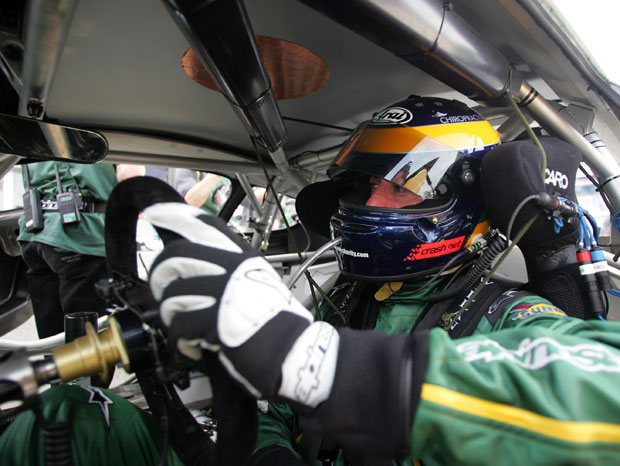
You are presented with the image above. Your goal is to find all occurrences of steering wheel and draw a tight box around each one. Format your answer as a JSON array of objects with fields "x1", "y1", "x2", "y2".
[{"x1": 104, "y1": 176, "x2": 257, "y2": 466}]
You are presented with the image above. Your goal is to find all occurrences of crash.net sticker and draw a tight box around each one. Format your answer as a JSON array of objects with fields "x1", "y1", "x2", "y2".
[{"x1": 403, "y1": 236, "x2": 465, "y2": 261}]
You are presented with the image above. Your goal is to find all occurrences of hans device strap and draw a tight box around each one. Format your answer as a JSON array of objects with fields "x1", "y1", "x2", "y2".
[{"x1": 414, "y1": 275, "x2": 528, "y2": 338}]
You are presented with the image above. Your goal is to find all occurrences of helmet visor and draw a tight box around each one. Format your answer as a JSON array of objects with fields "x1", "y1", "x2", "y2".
[{"x1": 331, "y1": 124, "x2": 463, "y2": 209}]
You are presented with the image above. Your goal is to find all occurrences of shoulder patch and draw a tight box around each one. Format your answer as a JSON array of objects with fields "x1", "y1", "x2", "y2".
[{"x1": 510, "y1": 303, "x2": 567, "y2": 321}]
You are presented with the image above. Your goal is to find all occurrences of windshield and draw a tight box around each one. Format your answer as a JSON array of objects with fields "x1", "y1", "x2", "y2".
[{"x1": 544, "y1": 0, "x2": 620, "y2": 86}]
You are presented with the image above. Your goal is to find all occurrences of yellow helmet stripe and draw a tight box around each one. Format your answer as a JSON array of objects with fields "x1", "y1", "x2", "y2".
[{"x1": 356, "y1": 121, "x2": 500, "y2": 153}]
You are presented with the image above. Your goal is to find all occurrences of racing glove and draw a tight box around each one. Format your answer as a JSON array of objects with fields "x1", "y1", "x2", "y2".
[
  {"x1": 146, "y1": 202, "x2": 423, "y2": 459},
  {"x1": 146, "y1": 201, "x2": 339, "y2": 406}
]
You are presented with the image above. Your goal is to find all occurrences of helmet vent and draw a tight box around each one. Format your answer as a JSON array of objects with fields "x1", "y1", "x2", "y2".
[{"x1": 346, "y1": 223, "x2": 376, "y2": 232}]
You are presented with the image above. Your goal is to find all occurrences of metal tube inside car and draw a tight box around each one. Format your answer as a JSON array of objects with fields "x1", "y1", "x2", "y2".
[{"x1": 516, "y1": 81, "x2": 620, "y2": 212}]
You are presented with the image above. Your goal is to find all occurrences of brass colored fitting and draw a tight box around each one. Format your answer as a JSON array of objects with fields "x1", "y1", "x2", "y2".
[{"x1": 52, "y1": 316, "x2": 131, "y2": 383}]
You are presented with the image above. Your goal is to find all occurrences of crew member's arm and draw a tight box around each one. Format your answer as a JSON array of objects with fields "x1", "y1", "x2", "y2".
[
  {"x1": 145, "y1": 201, "x2": 620, "y2": 465},
  {"x1": 184, "y1": 173, "x2": 222, "y2": 208},
  {"x1": 115, "y1": 164, "x2": 146, "y2": 182}
]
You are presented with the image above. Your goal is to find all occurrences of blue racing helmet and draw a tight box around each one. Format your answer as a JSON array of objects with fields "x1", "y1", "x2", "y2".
[{"x1": 328, "y1": 96, "x2": 501, "y2": 281}]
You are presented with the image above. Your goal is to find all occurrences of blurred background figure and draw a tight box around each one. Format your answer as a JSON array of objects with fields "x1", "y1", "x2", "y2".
[
  {"x1": 18, "y1": 162, "x2": 143, "y2": 339},
  {"x1": 170, "y1": 168, "x2": 231, "y2": 215}
]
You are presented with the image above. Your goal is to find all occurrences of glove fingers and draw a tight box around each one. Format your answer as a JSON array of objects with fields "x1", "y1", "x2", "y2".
[
  {"x1": 219, "y1": 256, "x2": 313, "y2": 347},
  {"x1": 150, "y1": 253, "x2": 226, "y2": 301},
  {"x1": 160, "y1": 294, "x2": 216, "y2": 326},
  {"x1": 158, "y1": 275, "x2": 230, "y2": 343},
  {"x1": 142, "y1": 202, "x2": 250, "y2": 253},
  {"x1": 149, "y1": 240, "x2": 247, "y2": 300}
]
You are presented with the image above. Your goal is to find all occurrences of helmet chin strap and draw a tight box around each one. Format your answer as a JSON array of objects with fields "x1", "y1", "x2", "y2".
[
  {"x1": 375, "y1": 282, "x2": 403, "y2": 300},
  {"x1": 374, "y1": 262, "x2": 467, "y2": 301}
]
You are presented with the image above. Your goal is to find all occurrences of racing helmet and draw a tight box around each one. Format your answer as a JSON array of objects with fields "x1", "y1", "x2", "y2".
[{"x1": 328, "y1": 96, "x2": 501, "y2": 281}]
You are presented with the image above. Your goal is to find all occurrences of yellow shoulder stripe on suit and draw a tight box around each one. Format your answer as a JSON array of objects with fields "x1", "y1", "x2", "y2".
[{"x1": 421, "y1": 383, "x2": 620, "y2": 444}]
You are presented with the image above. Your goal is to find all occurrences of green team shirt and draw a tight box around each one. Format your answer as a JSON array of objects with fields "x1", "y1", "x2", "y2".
[
  {"x1": 254, "y1": 280, "x2": 620, "y2": 465},
  {"x1": 0, "y1": 384, "x2": 184, "y2": 466},
  {"x1": 18, "y1": 162, "x2": 116, "y2": 257}
]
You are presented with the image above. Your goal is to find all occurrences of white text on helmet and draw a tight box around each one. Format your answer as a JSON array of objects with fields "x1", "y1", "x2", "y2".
[
  {"x1": 335, "y1": 246, "x2": 369, "y2": 258},
  {"x1": 438, "y1": 114, "x2": 482, "y2": 124}
]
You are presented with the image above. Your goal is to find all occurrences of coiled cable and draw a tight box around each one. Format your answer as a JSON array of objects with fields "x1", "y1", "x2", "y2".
[
  {"x1": 425, "y1": 234, "x2": 506, "y2": 303},
  {"x1": 44, "y1": 422, "x2": 74, "y2": 466}
]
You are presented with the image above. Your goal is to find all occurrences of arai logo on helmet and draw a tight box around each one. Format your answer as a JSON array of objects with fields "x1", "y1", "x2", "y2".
[{"x1": 372, "y1": 107, "x2": 413, "y2": 125}]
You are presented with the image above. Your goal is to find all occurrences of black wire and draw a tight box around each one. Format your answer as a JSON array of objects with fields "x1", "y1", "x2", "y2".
[
  {"x1": 157, "y1": 407, "x2": 170, "y2": 466},
  {"x1": 248, "y1": 140, "x2": 347, "y2": 322},
  {"x1": 24, "y1": 164, "x2": 33, "y2": 190},
  {"x1": 505, "y1": 194, "x2": 540, "y2": 245},
  {"x1": 444, "y1": 260, "x2": 471, "y2": 288},
  {"x1": 250, "y1": 138, "x2": 324, "y2": 315},
  {"x1": 64, "y1": 163, "x2": 83, "y2": 198},
  {"x1": 396, "y1": 247, "x2": 477, "y2": 297},
  {"x1": 137, "y1": 251, "x2": 149, "y2": 276},
  {"x1": 282, "y1": 116, "x2": 354, "y2": 132},
  {"x1": 602, "y1": 289, "x2": 610, "y2": 316},
  {"x1": 443, "y1": 218, "x2": 536, "y2": 328},
  {"x1": 579, "y1": 164, "x2": 614, "y2": 213},
  {"x1": 43, "y1": 422, "x2": 74, "y2": 466},
  {"x1": 54, "y1": 165, "x2": 63, "y2": 193},
  {"x1": 112, "y1": 283, "x2": 143, "y2": 318},
  {"x1": 427, "y1": 0, "x2": 450, "y2": 54},
  {"x1": 425, "y1": 235, "x2": 507, "y2": 304},
  {"x1": 297, "y1": 218, "x2": 312, "y2": 253}
]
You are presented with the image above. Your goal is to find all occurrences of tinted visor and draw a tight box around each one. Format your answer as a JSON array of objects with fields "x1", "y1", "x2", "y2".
[{"x1": 330, "y1": 123, "x2": 462, "y2": 209}]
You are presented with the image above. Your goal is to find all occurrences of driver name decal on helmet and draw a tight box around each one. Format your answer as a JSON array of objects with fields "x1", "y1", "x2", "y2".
[
  {"x1": 403, "y1": 236, "x2": 465, "y2": 261},
  {"x1": 372, "y1": 107, "x2": 413, "y2": 125}
]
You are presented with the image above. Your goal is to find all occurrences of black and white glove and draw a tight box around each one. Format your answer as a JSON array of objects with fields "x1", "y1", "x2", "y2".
[
  {"x1": 145, "y1": 202, "x2": 340, "y2": 407},
  {"x1": 146, "y1": 202, "x2": 421, "y2": 460}
]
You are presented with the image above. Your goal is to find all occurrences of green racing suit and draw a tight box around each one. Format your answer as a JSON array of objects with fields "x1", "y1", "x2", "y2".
[
  {"x1": 0, "y1": 384, "x2": 184, "y2": 466},
  {"x1": 251, "y1": 277, "x2": 620, "y2": 466}
]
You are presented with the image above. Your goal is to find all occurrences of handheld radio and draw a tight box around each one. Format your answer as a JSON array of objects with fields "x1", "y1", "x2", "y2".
[
  {"x1": 55, "y1": 164, "x2": 81, "y2": 224},
  {"x1": 23, "y1": 165, "x2": 44, "y2": 232}
]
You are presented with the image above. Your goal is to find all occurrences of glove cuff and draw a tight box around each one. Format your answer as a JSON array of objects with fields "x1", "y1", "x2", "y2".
[
  {"x1": 279, "y1": 321, "x2": 340, "y2": 407},
  {"x1": 300, "y1": 328, "x2": 429, "y2": 460}
]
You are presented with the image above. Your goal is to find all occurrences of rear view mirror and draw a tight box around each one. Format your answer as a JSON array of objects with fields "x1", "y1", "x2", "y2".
[{"x1": 0, "y1": 113, "x2": 108, "y2": 163}]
